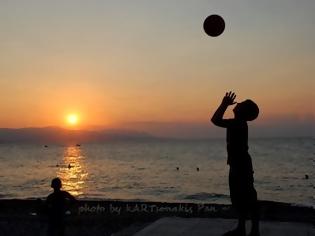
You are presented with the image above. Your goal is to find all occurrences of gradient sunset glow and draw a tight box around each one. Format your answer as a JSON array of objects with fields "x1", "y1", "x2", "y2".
[
  {"x1": 0, "y1": 0, "x2": 313, "y2": 137},
  {"x1": 66, "y1": 114, "x2": 79, "y2": 126}
]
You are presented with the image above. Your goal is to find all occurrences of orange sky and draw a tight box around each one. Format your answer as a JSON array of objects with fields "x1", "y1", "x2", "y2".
[{"x1": 0, "y1": 1, "x2": 314, "y2": 136}]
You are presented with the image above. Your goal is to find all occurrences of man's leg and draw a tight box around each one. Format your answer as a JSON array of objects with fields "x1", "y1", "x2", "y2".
[
  {"x1": 249, "y1": 190, "x2": 260, "y2": 236},
  {"x1": 224, "y1": 170, "x2": 246, "y2": 236},
  {"x1": 223, "y1": 210, "x2": 246, "y2": 236}
]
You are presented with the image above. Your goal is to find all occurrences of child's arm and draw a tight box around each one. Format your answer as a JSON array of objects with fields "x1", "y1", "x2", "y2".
[
  {"x1": 64, "y1": 191, "x2": 77, "y2": 202},
  {"x1": 211, "y1": 92, "x2": 236, "y2": 127}
]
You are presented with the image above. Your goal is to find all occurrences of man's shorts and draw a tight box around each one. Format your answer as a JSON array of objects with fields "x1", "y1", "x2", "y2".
[{"x1": 229, "y1": 167, "x2": 257, "y2": 211}]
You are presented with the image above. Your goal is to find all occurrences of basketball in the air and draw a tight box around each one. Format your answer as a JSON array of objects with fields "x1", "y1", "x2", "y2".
[{"x1": 203, "y1": 15, "x2": 225, "y2": 37}]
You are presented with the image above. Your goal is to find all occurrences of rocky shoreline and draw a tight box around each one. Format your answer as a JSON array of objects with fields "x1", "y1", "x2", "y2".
[{"x1": 0, "y1": 199, "x2": 314, "y2": 236}]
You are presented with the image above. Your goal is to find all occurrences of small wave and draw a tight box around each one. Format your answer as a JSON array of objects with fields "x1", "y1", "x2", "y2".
[
  {"x1": 181, "y1": 192, "x2": 229, "y2": 201},
  {"x1": 291, "y1": 203, "x2": 315, "y2": 210},
  {"x1": 0, "y1": 193, "x2": 16, "y2": 199}
]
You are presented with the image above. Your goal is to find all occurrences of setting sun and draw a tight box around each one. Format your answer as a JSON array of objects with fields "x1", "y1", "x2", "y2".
[{"x1": 66, "y1": 114, "x2": 79, "y2": 126}]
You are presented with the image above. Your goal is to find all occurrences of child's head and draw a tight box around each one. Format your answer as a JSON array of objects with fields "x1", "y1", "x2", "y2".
[
  {"x1": 51, "y1": 177, "x2": 62, "y2": 191},
  {"x1": 233, "y1": 99, "x2": 259, "y2": 121}
]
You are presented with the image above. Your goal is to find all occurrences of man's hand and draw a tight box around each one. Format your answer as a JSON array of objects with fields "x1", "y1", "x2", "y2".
[{"x1": 222, "y1": 91, "x2": 236, "y2": 106}]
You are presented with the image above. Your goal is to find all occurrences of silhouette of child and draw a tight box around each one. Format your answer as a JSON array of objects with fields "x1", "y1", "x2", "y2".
[
  {"x1": 211, "y1": 92, "x2": 260, "y2": 236},
  {"x1": 46, "y1": 178, "x2": 76, "y2": 236}
]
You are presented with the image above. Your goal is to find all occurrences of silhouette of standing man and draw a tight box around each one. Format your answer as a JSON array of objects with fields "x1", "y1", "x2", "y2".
[
  {"x1": 46, "y1": 178, "x2": 76, "y2": 236},
  {"x1": 211, "y1": 92, "x2": 260, "y2": 236}
]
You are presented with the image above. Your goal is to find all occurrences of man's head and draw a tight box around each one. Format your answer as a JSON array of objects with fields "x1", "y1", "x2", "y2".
[
  {"x1": 51, "y1": 177, "x2": 62, "y2": 191},
  {"x1": 233, "y1": 99, "x2": 259, "y2": 121}
]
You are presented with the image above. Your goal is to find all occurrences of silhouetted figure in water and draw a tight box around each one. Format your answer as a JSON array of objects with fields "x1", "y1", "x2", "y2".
[
  {"x1": 46, "y1": 178, "x2": 76, "y2": 236},
  {"x1": 211, "y1": 92, "x2": 260, "y2": 236}
]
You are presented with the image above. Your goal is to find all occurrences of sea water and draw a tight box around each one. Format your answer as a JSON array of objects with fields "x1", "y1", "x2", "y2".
[{"x1": 0, "y1": 138, "x2": 314, "y2": 207}]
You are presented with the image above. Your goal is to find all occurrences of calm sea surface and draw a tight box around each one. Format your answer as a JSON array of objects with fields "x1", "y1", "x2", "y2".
[{"x1": 0, "y1": 138, "x2": 314, "y2": 207}]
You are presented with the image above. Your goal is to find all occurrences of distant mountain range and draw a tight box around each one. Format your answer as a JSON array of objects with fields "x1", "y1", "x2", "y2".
[{"x1": 0, "y1": 127, "x2": 154, "y2": 144}]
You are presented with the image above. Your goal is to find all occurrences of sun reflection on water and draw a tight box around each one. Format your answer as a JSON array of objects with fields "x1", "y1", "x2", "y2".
[{"x1": 56, "y1": 146, "x2": 88, "y2": 197}]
